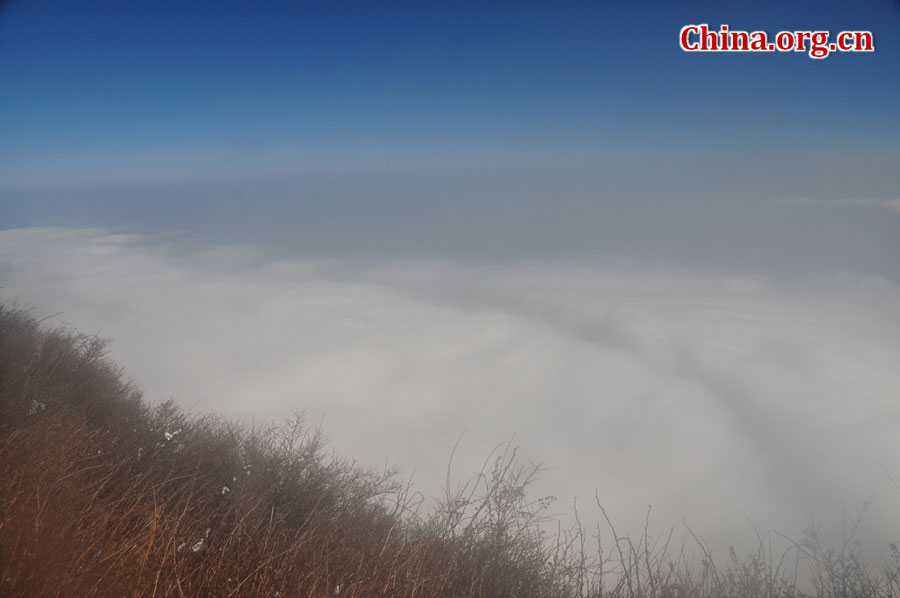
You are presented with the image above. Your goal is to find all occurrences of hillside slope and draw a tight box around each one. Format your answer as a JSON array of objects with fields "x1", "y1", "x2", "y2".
[{"x1": 0, "y1": 305, "x2": 570, "y2": 597}]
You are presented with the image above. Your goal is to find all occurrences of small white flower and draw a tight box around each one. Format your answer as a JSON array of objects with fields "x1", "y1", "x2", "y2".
[
  {"x1": 191, "y1": 538, "x2": 204, "y2": 552},
  {"x1": 28, "y1": 400, "x2": 46, "y2": 415},
  {"x1": 333, "y1": 584, "x2": 342, "y2": 595},
  {"x1": 221, "y1": 486, "x2": 230, "y2": 495},
  {"x1": 177, "y1": 542, "x2": 186, "y2": 553},
  {"x1": 163, "y1": 429, "x2": 182, "y2": 442}
]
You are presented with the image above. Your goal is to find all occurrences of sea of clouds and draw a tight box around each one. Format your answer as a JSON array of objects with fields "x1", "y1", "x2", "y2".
[{"x1": 2, "y1": 226, "x2": 900, "y2": 555}]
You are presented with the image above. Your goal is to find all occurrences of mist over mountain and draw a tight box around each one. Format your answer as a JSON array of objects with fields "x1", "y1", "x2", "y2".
[{"x1": 3, "y1": 225, "x2": 899, "y2": 556}]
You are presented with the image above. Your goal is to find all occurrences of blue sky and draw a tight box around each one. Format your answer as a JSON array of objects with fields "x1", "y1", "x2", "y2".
[
  {"x1": 2, "y1": 0, "x2": 899, "y2": 187},
  {"x1": 1, "y1": 1, "x2": 899, "y2": 280}
]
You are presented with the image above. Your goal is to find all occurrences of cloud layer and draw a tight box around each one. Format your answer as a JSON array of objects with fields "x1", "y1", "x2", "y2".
[{"x1": 2, "y1": 227, "x2": 900, "y2": 551}]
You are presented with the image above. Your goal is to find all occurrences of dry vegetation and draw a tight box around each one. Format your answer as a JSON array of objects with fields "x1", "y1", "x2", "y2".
[{"x1": 2, "y1": 303, "x2": 899, "y2": 597}]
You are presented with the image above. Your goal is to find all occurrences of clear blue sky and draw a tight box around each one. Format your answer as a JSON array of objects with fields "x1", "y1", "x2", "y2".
[{"x1": 2, "y1": 0, "x2": 899, "y2": 188}]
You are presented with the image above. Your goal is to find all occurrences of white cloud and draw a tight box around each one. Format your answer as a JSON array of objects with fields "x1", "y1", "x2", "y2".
[{"x1": 2, "y1": 227, "x2": 900, "y2": 553}]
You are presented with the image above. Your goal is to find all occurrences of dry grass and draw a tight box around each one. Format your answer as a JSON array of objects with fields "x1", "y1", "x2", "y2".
[{"x1": 1, "y1": 303, "x2": 898, "y2": 597}]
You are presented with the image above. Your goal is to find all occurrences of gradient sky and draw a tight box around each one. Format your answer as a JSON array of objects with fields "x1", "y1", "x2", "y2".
[{"x1": 1, "y1": 0, "x2": 899, "y2": 187}]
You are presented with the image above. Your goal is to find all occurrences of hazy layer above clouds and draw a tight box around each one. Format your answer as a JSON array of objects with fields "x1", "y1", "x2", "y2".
[
  {"x1": 3, "y1": 161, "x2": 900, "y2": 283},
  {"x1": 2, "y1": 227, "x2": 900, "y2": 552}
]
